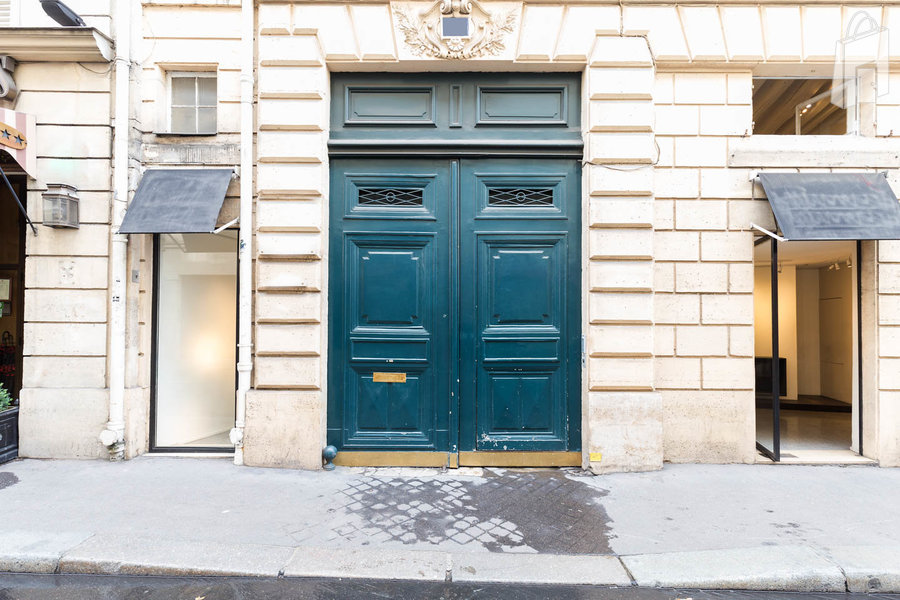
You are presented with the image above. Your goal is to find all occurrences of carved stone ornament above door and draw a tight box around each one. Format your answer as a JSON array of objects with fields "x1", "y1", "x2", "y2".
[{"x1": 394, "y1": 1, "x2": 517, "y2": 60}]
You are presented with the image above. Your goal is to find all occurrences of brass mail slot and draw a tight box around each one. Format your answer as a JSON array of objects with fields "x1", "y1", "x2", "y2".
[{"x1": 373, "y1": 372, "x2": 406, "y2": 383}]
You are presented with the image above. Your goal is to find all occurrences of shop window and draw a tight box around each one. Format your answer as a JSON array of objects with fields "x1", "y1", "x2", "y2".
[
  {"x1": 153, "y1": 232, "x2": 236, "y2": 450},
  {"x1": 752, "y1": 78, "x2": 847, "y2": 135},
  {"x1": 169, "y1": 73, "x2": 217, "y2": 135}
]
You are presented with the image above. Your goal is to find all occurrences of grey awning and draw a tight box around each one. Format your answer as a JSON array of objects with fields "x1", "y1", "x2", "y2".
[
  {"x1": 759, "y1": 173, "x2": 900, "y2": 241},
  {"x1": 119, "y1": 169, "x2": 233, "y2": 234}
]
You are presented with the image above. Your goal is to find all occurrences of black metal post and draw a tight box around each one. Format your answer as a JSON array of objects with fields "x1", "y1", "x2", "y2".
[
  {"x1": 771, "y1": 239, "x2": 780, "y2": 462},
  {"x1": 857, "y1": 240, "x2": 863, "y2": 457},
  {"x1": 0, "y1": 165, "x2": 36, "y2": 235}
]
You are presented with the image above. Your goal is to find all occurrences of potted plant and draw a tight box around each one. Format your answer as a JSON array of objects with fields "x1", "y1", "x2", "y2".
[{"x1": 0, "y1": 383, "x2": 18, "y2": 464}]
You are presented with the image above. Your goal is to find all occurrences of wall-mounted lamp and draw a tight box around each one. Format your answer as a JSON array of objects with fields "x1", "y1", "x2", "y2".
[
  {"x1": 40, "y1": 0, "x2": 86, "y2": 26},
  {"x1": 0, "y1": 56, "x2": 18, "y2": 103},
  {"x1": 42, "y1": 184, "x2": 80, "y2": 229}
]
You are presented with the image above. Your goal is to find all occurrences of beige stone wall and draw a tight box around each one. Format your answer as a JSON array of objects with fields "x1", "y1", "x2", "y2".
[
  {"x1": 584, "y1": 37, "x2": 663, "y2": 473},
  {"x1": 876, "y1": 239, "x2": 900, "y2": 466},
  {"x1": 652, "y1": 70, "x2": 756, "y2": 463},
  {"x1": 250, "y1": 4, "x2": 329, "y2": 469},
  {"x1": 14, "y1": 60, "x2": 114, "y2": 458}
]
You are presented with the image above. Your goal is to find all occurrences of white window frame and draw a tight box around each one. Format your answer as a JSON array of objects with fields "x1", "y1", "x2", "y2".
[
  {"x1": 0, "y1": 0, "x2": 16, "y2": 26},
  {"x1": 167, "y1": 71, "x2": 218, "y2": 135}
]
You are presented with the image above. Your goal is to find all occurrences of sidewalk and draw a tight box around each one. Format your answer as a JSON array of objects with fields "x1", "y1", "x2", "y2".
[{"x1": 0, "y1": 457, "x2": 898, "y2": 592}]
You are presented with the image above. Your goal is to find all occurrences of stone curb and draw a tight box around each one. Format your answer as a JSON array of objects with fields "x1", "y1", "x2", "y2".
[
  {"x1": 1, "y1": 531, "x2": 898, "y2": 592},
  {"x1": 621, "y1": 545, "x2": 847, "y2": 592}
]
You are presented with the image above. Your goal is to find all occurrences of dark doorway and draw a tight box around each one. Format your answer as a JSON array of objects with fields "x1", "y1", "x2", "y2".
[
  {"x1": 0, "y1": 175, "x2": 25, "y2": 399},
  {"x1": 0, "y1": 172, "x2": 25, "y2": 463}
]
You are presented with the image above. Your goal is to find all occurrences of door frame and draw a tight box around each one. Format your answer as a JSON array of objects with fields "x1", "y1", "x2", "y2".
[
  {"x1": 0, "y1": 175, "x2": 27, "y2": 401},
  {"x1": 754, "y1": 237, "x2": 865, "y2": 462},
  {"x1": 149, "y1": 232, "x2": 239, "y2": 453},
  {"x1": 0, "y1": 174, "x2": 26, "y2": 465},
  {"x1": 327, "y1": 157, "x2": 583, "y2": 467}
]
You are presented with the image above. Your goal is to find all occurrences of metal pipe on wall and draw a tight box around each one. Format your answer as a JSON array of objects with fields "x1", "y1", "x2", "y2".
[
  {"x1": 99, "y1": 0, "x2": 131, "y2": 459},
  {"x1": 229, "y1": 0, "x2": 254, "y2": 465}
]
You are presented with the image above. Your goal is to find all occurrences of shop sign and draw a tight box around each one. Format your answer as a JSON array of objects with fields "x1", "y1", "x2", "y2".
[{"x1": 0, "y1": 109, "x2": 36, "y2": 177}]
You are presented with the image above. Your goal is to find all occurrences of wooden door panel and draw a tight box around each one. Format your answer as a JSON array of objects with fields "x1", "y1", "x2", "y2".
[
  {"x1": 460, "y1": 159, "x2": 581, "y2": 453},
  {"x1": 475, "y1": 235, "x2": 566, "y2": 448},
  {"x1": 328, "y1": 160, "x2": 451, "y2": 451}
]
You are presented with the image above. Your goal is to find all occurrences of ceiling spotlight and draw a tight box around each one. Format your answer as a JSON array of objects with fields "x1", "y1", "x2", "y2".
[{"x1": 40, "y1": 0, "x2": 86, "y2": 27}]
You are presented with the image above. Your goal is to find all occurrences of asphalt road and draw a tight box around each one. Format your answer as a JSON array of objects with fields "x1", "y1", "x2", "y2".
[{"x1": 1, "y1": 575, "x2": 900, "y2": 600}]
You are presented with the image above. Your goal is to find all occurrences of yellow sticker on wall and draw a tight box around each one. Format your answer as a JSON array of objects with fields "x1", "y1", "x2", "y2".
[{"x1": 589, "y1": 452, "x2": 603, "y2": 462}]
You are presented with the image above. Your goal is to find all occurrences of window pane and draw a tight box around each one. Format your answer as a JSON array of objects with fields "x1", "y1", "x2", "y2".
[
  {"x1": 198, "y1": 107, "x2": 217, "y2": 134},
  {"x1": 198, "y1": 77, "x2": 217, "y2": 106},
  {"x1": 752, "y1": 78, "x2": 847, "y2": 135},
  {"x1": 171, "y1": 107, "x2": 196, "y2": 133},
  {"x1": 171, "y1": 77, "x2": 196, "y2": 106}
]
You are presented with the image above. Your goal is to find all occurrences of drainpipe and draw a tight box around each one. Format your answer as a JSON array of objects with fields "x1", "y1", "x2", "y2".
[
  {"x1": 99, "y1": 0, "x2": 131, "y2": 459},
  {"x1": 229, "y1": 0, "x2": 254, "y2": 465}
]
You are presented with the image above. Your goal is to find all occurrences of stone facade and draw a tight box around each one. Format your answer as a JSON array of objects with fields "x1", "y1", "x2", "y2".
[
  {"x1": 5, "y1": 0, "x2": 900, "y2": 470},
  {"x1": 7, "y1": 0, "x2": 114, "y2": 459}
]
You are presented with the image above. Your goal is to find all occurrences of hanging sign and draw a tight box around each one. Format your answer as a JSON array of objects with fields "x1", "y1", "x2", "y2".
[
  {"x1": 0, "y1": 122, "x2": 25, "y2": 151},
  {"x1": 0, "y1": 109, "x2": 36, "y2": 177}
]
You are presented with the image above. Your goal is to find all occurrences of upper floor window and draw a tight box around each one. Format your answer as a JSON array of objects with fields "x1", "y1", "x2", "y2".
[
  {"x1": 752, "y1": 78, "x2": 848, "y2": 135},
  {"x1": 169, "y1": 73, "x2": 216, "y2": 135},
  {"x1": 0, "y1": 0, "x2": 12, "y2": 26}
]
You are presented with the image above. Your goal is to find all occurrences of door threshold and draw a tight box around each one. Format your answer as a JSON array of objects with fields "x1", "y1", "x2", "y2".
[
  {"x1": 755, "y1": 449, "x2": 876, "y2": 465},
  {"x1": 333, "y1": 452, "x2": 454, "y2": 468},
  {"x1": 144, "y1": 452, "x2": 234, "y2": 459},
  {"x1": 332, "y1": 451, "x2": 582, "y2": 468},
  {"x1": 459, "y1": 451, "x2": 581, "y2": 467}
]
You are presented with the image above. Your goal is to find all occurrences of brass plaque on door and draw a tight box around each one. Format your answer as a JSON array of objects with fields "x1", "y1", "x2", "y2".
[{"x1": 373, "y1": 372, "x2": 406, "y2": 383}]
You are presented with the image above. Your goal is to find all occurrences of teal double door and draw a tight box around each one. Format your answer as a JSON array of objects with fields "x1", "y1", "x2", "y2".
[{"x1": 328, "y1": 157, "x2": 581, "y2": 461}]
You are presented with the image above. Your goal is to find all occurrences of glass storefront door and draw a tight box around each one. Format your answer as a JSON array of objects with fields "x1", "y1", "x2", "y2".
[{"x1": 153, "y1": 232, "x2": 237, "y2": 450}]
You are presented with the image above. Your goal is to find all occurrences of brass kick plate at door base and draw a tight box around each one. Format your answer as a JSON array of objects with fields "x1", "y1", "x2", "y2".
[{"x1": 373, "y1": 372, "x2": 406, "y2": 383}]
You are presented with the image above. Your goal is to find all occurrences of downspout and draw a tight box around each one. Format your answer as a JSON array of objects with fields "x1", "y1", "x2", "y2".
[
  {"x1": 99, "y1": 0, "x2": 131, "y2": 458},
  {"x1": 229, "y1": 0, "x2": 254, "y2": 465}
]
